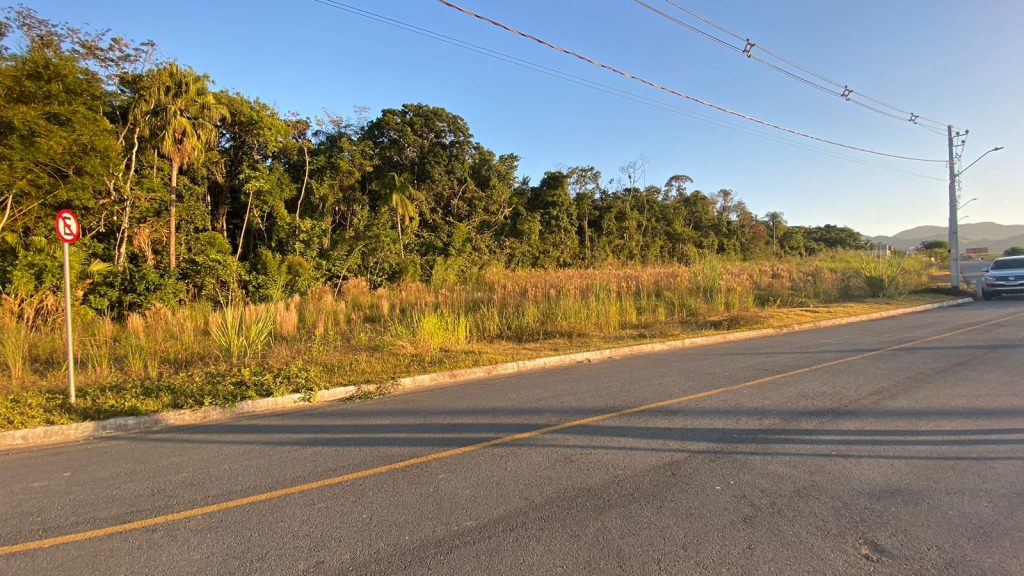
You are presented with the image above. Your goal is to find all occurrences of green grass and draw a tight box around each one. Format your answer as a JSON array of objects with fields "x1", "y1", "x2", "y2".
[{"x1": 0, "y1": 253, "x2": 946, "y2": 431}]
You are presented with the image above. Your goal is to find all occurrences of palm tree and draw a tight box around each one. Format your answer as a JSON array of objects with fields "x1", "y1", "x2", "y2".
[
  {"x1": 135, "y1": 63, "x2": 228, "y2": 270},
  {"x1": 763, "y1": 211, "x2": 786, "y2": 254},
  {"x1": 371, "y1": 172, "x2": 420, "y2": 256}
]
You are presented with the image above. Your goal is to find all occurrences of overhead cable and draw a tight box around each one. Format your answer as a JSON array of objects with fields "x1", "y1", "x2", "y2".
[
  {"x1": 434, "y1": 0, "x2": 946, "y2": 163},
  {"x1": 311, "y1": 0, "x2": 945, "y2": 179},
  {"x1": 631, "y1": 0, "x2": 845, "y2": 101},
  {"x1": 649, "y1": 0, "x2": 953, "y2": 131}
]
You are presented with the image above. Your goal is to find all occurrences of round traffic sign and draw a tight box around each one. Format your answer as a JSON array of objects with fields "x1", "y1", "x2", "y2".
[{"x1": 54, "y1": 209, "x2": 81, "y2": 244}]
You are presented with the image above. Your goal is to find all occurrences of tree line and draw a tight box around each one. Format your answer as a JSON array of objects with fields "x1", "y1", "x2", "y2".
[{"x1": 0, "y1": 8, "x2": 867, "y2": 317}]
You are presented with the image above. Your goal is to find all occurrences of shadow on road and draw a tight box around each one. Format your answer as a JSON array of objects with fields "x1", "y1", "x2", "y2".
[{"x1": 126, "y1": 405, "x2": 1024, "y2": 463}]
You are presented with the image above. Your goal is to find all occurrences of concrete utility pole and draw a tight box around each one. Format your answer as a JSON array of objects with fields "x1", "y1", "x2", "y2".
[
  {"x1": 947, "y1": 125, "x2": 959, "y2": 290},
  {"x1": 948, "y1": 128, "x2": 1004, "y2": 290}
]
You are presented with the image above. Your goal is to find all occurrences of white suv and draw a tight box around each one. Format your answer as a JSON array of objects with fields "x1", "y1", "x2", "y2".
[{"x1": 980, "y1": 256, "x2": 1024, "y2": 300}]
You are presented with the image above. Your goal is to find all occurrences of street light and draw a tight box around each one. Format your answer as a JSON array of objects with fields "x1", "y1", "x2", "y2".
[
  {"x1": 960, "y1": 147, "x2": 1003, "y2": 176},
  {"x1": 948, "y1": 144, "x2": 1003, "y2": 289},
  {"x1": 957, "y1": 197, "x2": 978, "y2": 223}
]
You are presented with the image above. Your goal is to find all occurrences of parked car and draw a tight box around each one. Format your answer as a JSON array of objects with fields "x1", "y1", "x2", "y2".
[{"x1": 980, "y1": 256, "x2": 1024, "y2": 300}]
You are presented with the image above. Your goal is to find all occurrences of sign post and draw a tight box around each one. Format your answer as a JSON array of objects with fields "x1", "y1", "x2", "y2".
[{"x1": 55, "y1": 209, "x2": 81, "y2": 404}]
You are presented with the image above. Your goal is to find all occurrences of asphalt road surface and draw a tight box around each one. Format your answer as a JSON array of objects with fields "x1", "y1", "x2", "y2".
[
  {"x1": 960, "y1": 259, "x2": 991, "y2": 287},
  {"x1": 2, "y1": 299, "x2": 1023, "y2": 575}
]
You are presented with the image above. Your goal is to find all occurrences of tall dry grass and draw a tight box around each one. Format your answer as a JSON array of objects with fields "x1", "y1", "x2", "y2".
[{"x1": 0, "y1": 253, "x2": 933, "y2": 395}]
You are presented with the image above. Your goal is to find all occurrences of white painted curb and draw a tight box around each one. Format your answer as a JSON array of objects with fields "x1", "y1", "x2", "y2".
[
  {"x1": 0, "y1": 387, "x2": 356, "y2": 451},
  {"x1": 1, "y1": 298, "x2": 971, "y2": 450}
]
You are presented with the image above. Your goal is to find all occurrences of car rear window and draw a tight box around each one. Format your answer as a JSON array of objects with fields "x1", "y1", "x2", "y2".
[{"x1": 992, "y1": 257, "x2": 1024, "y2": 270}]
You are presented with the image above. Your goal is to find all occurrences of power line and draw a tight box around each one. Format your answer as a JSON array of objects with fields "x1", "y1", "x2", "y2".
[
  {"x1": 435, "y1": 0, "x2": 946, "y2": 163},
  {"x1": 648, "y1": 0, "x2": 954, "y2": 131},
  {"x1": 312, "y1": 1, "x2": 650, "y2": 100},
  {"x1": 633, "y1": 0, "x2": 745, "y2": 54},
  {"x1": 634, "y1": 0, "x2": 835, "y2": 100},
  {"x1": 311, "y1": 0, "x2": 945, "y2": 180},
  {"x1": 748, "y1": 52, "x2": 842, "y2": 98},
  {"x1": 657, "y1": 0, "x2": 950, "y2": 127},
  {"x1": 631, "y1": 0, "x2": 844, "y2": 101}
]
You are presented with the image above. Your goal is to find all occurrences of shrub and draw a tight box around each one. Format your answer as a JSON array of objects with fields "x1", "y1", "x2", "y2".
[
  {"x1": 178, "y1": 232, "x2": 246, "y2": 303},
  {"x1": 857, "y1": 255, "x2": 928, "y2": 298},
  {"x1": 208, "y1": 304, "x2": 276, "y2": 365},
  {"x1": 82, "y1": 255, "x2": 185, "y2": 318},
  {"x1": 394, "y1": 310, "x2": 470, "y2": 351},
  {"x1": 0, "y1": 318, "x2": 30, "y2": 383},
  {"x1": 281, "y1": 255, "x2": 319, "y2": 297},
  {"x1": 247, "y1": 250, "x2": 320, "y2": 304},
  {"x1": 247, "y1": 249, "x2": 287, "y2": 303},
  {"x1": 0, "y1": 236, "x2": 63, "y2": 299}
]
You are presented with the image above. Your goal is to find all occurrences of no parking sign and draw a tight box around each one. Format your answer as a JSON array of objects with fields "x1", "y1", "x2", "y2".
[
  {"x1": 55, "y1": 209, "x2": 81, "y2": 244},
  {"x1": 55, "y1": 209, "x2": 80, "y2": 403}
]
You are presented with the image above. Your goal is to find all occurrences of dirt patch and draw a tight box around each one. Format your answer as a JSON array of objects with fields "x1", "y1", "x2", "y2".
[{"x1": 857, "y1": 535, "x2": 890, "y2": 563}]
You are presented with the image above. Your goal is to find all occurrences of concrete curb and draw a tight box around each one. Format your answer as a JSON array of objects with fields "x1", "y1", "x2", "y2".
[{"x1": 1, "y1": 298, "x2": 971, "y2": 450}]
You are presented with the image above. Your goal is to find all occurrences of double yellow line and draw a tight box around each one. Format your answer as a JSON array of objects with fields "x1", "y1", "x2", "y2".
[{"x1": 2, "y1": 310, "x2": 1017, "y2": 555}]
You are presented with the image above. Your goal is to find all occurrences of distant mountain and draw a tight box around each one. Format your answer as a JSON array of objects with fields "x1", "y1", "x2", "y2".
[
  {"x1": 869, "y1": 222, "x2": 1024, "y2": 252},
  {"x1": 890, "y1": 225, "x2": 949, "y2": 241}
]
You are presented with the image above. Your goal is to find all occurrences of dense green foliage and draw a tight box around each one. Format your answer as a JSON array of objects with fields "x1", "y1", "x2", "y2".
[
  {"x1": 0, "y1": 8, "x2": 867, "y2": 318},
  {"x1": 918, "y1": 240, "x2": 950, "y2": 262},
  {"x1": 919, "y1": 240, "x2": 949, "y2": 251}
]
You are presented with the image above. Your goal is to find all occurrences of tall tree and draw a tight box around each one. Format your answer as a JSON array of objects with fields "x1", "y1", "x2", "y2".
[
  {"x1": 134, "y1": 63, "x2": 227, "y2": 269},
  {"x1": 525, "y1": 171, "x2": 578, "y2": 268},
  {"x1": 567, "y1": 166, "x2": 602, "y2": 263},
  {"x1": 763, "y1": 211, "x2": 787, "y2": 254},
  {"x1": 371, "y1": 172, "x2": 421, "y2": 256},
  {"x1": 211, "y1": 91, "x2": 290, "y2": 259},
  {"x1": 0, "y1": 16, "x2": 119, "y2": 241},
  {"x1": 285, "y1": 115, "x2": 312, "y2": 222}
]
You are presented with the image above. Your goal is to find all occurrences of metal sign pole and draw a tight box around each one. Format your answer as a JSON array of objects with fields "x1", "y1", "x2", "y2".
[
  {"x1": 62, "y1": 240, "x2": 76, "y2": 404},
  {"x1": 55, "y1": 209, "x2": 80, "y2": 405}
]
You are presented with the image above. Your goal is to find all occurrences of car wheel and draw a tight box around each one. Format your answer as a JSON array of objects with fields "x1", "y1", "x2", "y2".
[{"x1": 982, "y1": 289, "x2": 993, "y2": 301}]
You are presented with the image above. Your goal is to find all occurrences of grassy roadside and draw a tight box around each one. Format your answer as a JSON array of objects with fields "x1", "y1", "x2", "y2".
[{"x1": 0, "y1": 289, "x2": 955, "y2": 431}]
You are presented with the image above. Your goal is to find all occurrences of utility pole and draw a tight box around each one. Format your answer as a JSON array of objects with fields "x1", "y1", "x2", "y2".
[{"x1": 947, "y1": 125, "x2": 959, "y2": 290}]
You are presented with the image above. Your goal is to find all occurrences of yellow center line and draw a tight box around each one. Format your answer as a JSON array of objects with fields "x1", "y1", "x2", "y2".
[{"x1": 2, "y1": 310, "x2": 1018, "y2": 555}]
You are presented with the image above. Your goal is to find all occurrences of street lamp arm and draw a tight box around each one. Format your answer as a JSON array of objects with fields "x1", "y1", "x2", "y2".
[
  {"x1": 957, "y1": 197, "x2": 978, "y2": 211},
  {"x1": 959, "y1": 147, "x2": 1004, "y2": 176}
]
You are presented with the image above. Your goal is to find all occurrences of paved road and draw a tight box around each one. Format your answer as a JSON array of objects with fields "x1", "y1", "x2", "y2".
[
  {"x1": 960, "y1": 259, "x2": 991, "y2": 287},
  {"x1": 2, "y1": 299, "x2": 1023, "y2": 575}
]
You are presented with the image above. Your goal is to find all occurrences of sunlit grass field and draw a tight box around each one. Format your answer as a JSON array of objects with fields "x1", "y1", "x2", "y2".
[{"x1": 1, "y1": 252, "x2": 943, "y2": 429}]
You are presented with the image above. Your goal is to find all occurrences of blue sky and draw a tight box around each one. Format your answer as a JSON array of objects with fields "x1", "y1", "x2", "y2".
[{"x1": 13, "y1": 0, "x2": 1023, "y2": 235}]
